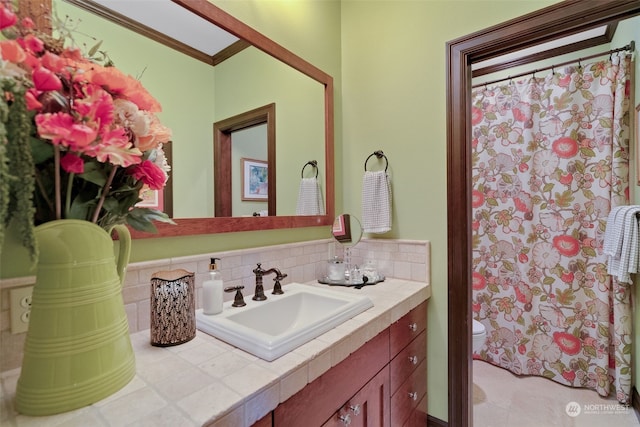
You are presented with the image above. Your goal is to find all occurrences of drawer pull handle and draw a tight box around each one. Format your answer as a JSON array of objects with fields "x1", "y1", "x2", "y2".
[
  {"x1": 349, "y1": 404, "x2": 361, "y2": 416},
  {"x1": 408, "y1": 355, "x2": 418, "y2": 365},
  {"x1": 339, "y1": 414, "x2": 351, "y2": 425},
  {"x1": 408, "y1": 391, "x2": 418, "y2": 401},
  {"x1": 408, "y1": 323, "x2": 418, "y2": 332}
]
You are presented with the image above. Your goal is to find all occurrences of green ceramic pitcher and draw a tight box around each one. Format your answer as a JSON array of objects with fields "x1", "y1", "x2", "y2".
[{"x1": 15, "y1": 219, "x2": 136, "y2": 416}]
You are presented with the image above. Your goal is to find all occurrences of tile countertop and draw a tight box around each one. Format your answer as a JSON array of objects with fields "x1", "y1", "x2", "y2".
[{"x1": 1, "y1": 279, "x2": 430, "y2": 427}]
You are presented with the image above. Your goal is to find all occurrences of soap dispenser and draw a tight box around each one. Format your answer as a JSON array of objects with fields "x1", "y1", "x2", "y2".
[{"x1": 203, "y1": 258, "x2": 223, "y2": 315}]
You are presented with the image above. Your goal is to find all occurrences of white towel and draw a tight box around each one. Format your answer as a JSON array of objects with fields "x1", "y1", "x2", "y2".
[
  {"x1": 603, "y1": 206, "x2": 626, "y2": 256},
  {"x1": 603, "y1": 205, "x2": 640, "y2": 284},
  {"x1": 296, "y1": 177, "x2": 325, "y2": 216},
  {"x1": 361, "y1": 170, "x2": 392, "y2": 233}
]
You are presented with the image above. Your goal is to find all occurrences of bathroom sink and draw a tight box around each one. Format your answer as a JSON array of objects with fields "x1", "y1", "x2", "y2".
[{"x1": 196, "y1": 283, "x2": 373, "y2": 361}]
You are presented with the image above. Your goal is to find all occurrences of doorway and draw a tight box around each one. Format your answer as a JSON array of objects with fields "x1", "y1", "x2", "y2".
[
  {"x1": 445, "y1": 1, "x2": 640, "y2": 426},
  {"x1": 213, "y1": 103, "x2": 276, "y2": 217}
]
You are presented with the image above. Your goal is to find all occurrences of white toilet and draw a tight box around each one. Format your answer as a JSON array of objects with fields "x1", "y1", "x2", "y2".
[{"x1": 472, "y1": 319, "x2": 487, "y2": 353}]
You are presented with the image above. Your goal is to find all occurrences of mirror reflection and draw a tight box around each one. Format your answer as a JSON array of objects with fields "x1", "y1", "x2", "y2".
[
  {"x1": 295, "y1": 160, "x2": 325, "y2": 216},
  {"x1": 59, "y1": 0, "x2": 326, "y2": 219},
  {"x1": 330, "y1": 214, "x2": 384, "y2": 286},
  {"x1": 331, "y1": 214, "x2": 363, "y2": 248},
  {"x1": 232, "y1": 126, "x2": 269, "y2": 217}
]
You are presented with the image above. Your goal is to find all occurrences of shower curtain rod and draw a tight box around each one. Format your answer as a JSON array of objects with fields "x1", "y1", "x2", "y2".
[{"x1": 472, "y1": 40, "x2": 635, "y2": 89}]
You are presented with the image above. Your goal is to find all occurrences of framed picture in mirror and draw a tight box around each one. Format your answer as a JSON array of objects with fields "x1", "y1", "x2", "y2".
[
  {"x1": 137, "y1": 187, "x2": 164, "y2": 212},
  {"x1": 242, "y1": 158, "x2": 268, "y2": 201},
  {"x1": 136, "y1": 141, "x2": 172, "y2": 214}
]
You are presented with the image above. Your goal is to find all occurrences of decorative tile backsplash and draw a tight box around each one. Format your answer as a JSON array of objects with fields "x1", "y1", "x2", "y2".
[{"x1": 0, "y1": 238, "x2": 430, "y2": 372}]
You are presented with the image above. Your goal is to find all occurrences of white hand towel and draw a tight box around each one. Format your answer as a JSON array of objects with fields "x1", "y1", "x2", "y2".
[
  {"x1": 296, "y1": 177, "x2": 325, "y2": 216},
  {"x1": 361, "y1": 170, "x2": 392, "y2": 233},
  {"x1": 604, "y1": 205, "x2": 640, "y2": 284},
  {"x1": 603, "y1": 206, "x2": 625, "y2": 256},
  {"x1": 604, "y1": 206, "x2": 634, "y2": 258}
]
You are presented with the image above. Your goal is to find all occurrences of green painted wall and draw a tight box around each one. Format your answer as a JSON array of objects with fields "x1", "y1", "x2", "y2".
[{"x1": 339, "y1": 0, "x2": 559, "y2": 421}]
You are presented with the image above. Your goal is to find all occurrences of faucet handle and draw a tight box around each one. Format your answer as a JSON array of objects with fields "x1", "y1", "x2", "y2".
[
  {"x1": 272, "y1": 272, "x2": 287, "y2": 295},
  {"x1": 224, "y1": 285, "x2": 246, "y2": 307},
  {"x1": 253, "y1": 263, "x2": 265, "y2": 275}
]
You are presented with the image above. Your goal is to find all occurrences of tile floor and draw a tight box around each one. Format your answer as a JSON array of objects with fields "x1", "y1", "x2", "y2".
[{"x1": 473, "y1": 360, "x2": 640, "y2": 427}]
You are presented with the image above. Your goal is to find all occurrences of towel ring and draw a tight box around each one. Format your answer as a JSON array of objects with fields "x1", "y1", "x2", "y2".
[
  {"x1": 301, "y1": 160, "x2": 318, "y2": 178},
  {"x1": 364, "y1": 150, "x2": 388, "y2": 172}
]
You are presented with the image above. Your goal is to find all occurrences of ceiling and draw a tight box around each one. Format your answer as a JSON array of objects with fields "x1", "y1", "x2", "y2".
[{"x1": 91, "y1": 0, "x2": 238, "y2": 55}]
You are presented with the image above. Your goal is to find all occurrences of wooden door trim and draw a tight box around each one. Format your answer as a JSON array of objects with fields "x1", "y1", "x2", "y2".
[{"x1": 445, "y1": 1, "x2": 640, "y2": 426}]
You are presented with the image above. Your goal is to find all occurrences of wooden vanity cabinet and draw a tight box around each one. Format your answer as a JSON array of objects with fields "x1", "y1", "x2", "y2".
[
  {"x1": 269, "y1": 300, "x2": 427, "y2": 427},
  {"x1": 252, "y1": 413, "x2": 272, "y2": 427},
  {"x1": 273, "y1": 330, "x2": 390, "y2": 427},
  {"x1": 389, "y1": 302, "x2": 428, "y2": 426},
  {"x1": 321, "y1": 365, "x2": 390, "y2": 427},
  {"x1": 404, "y1": 393, "x2": 428, "y2": 427}
]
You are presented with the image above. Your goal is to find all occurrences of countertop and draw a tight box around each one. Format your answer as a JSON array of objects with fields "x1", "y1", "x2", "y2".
[{"x1": 1, "y1": 279, "x2": 430, "y2": 427}]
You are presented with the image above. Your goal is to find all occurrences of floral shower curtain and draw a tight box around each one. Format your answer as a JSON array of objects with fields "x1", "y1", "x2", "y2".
[{"x1": 471, "y1": 54, "x2": 632, "y2": 404}]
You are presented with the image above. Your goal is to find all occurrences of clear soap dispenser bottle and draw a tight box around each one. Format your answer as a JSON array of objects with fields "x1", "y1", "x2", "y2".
[{"x1": 203, "y1": 257, "x2": 223, "y2": 315}]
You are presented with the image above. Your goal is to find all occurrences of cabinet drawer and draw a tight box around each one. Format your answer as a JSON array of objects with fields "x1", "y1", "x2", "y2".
[
  {"x1": 390, "y1": 358, "x2": 427, "y2": 427},
  {"x1": 402, "y1": 392, "x2": 428, "y2": 427},
  {"x1": 321, "y1": 365, "x2": 390, "y2": 427},
  {"x1": 390, "y1": 329, "x2": 426, "y2": 394},
  {"x1": 390, "y1": 301, "x2": 427, "y2": 357}
]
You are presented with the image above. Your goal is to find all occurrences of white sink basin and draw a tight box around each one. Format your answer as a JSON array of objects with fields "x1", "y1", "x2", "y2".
[{"x1": 196, "y1": 283, "x2": 373, "y2": 361}]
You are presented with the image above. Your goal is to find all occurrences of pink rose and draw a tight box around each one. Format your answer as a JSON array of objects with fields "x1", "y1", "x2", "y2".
[
  {"x1": 60, "y1": 153, "x2": 84, "y2": 174},
  {"x1": 0, "y1": 4, "x2": 17, "y2": 31},
  {"x1": 21, "y1": 17, "x2": 34, "y2": 29},
  {"x1": 32, "y1": 67, "x2": 62, "y2": 91},
  {"x1": 25, "y1": 90, "x2": 43, "y2": 111},
  {"x1": 0, "y1": 40, "x2": 25, "y2": 63},
  {"x1": 22, "y1": 34, "x2": 44, "y2": 54},
  {"x1": 128, "y1": 160, "x2": 166, "y2": 190}
]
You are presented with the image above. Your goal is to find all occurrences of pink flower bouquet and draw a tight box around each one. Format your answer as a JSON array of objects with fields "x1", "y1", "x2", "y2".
[{"x1": 0, "y1": 3, "x2": 173, "y2": 260}]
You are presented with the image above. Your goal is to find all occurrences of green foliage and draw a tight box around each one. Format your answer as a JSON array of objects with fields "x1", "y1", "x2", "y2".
[{"x1": 0, "y1": 79, "x2": 38, "y2": 263}]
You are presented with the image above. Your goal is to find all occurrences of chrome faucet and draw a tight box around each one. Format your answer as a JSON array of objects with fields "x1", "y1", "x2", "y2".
[{"x1": 252, "y1": 263, "x2": 287, "y2": 300}]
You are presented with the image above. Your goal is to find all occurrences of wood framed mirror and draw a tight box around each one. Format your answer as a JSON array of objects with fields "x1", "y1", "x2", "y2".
[{"x1": 56, "y1": 0, "x2": 335, "y2": 238}]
